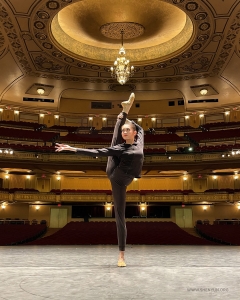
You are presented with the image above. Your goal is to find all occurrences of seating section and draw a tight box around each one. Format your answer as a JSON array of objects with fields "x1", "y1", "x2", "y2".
[
  {"x1": 144, "y1": 148, "x2": 166, "y2": 154},
  {"x1": 0, "y1": 120, "x2": 44, "y2": 130},
  {"x1": 0, "y1": 224, "x2": 47, "y2": 245},
  {"x1": 1, "y1": 121, "x2": 240, "y2": 153},
  {"x1": 100, "y1": 127, "x2": 114, "y2": 133},
  {"x1": 144, "y1": 134, "x2": 186, "y2": 144},
  {"x1": 201, "y1": 121, "x2": 240, "y2": 131},
  {"x1": 0, "y1": 142, "x2": 56, "y2": 152},
  {"x1": 0, "y1": 127, "x2": 59, "y2": 142},
  {"x1": 194, "y1": 144, "x2": 240, "y2": 152},
  {"x1": 196, "y1": 224, "x2": 240, "y2": 245},
  {"x1": 186, "y1": 128, "x2": 240, "y2": 143},
  {"x1": 28, "y1": 221, "x2": 218, "y2": 245},
  {"x1": 204, "y1": 188, "x2": 240, "y2": 193},
  {"x1": 166, "y1": 125, "x2": 195, "y2": 133},
  {"x1": 0, "y1": 188, "x2": 39, "y2": 193},
  {"x1": 59, "y1": 133, "x2": 186, "y2": 144},
  {"x1": 60, "y1": 133, "x2": 112, "y2": 143},
  {"x1": 48, "y1": 125, "x2": 79, "y2": 132}
]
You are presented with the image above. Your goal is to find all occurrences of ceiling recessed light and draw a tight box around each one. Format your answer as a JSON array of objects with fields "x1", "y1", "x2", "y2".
[
  {"x1": 37, "y1": 88, "x2": 45, "y2": 95},
  {"x1": 200, "y1": 88, "x2": 208, "y2": 96}
]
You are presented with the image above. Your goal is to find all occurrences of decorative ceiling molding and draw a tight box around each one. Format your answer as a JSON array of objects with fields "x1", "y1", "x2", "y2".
[
  {"x1": 0, "y1": 0, "x2": 238, "y2": 84},
  {"x1": 0, "y1": 2, "x2": 33, "y2": 74},
  {"x1": 30, "y1": 0, "x2": 210, "y2": 69}
]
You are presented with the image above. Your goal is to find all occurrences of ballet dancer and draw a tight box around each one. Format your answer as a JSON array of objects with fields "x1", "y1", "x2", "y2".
[{"x1": 55, "y1": 93, "x2": 144, "y2": 267}]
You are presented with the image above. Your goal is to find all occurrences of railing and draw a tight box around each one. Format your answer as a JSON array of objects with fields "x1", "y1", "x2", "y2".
[
  {"x1": 0, "y1": 149, "x2": 235, "y2": 164},
  {"x1": 0, "y1": 190, "x2": 238, "y2": 204}
]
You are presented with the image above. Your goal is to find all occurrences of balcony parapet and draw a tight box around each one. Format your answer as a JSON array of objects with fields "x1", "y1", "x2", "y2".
[
  {"x1": 0, "y1": 151, "x2": 233, "y2": 164},
  {"x1": 0, "y1": 191, "x2": 236, "y2": 204}
]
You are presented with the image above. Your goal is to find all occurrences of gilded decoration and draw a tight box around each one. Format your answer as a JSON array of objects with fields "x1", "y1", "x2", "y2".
[
  {"x1": 50, "y1": 0, "x2": 193, "y2": 64},
  {"x1": 0, "y1": 29, "x2": 5, "y2": 49},
  {"x1": 28, "y1": 0, "x2": 214, "y2": 77},
  {"x1": 0, "y1": 191, "x2": 237, "y2": 204},
  {"x1": 0, "y1": 2, "x2": 33, "y2": 74},
  {"x1": 0, "y1": 0, "x2": 239, "y2": 84},
  {"x1": 100, "y1": 22, "x2": 145, "y2": 40}
]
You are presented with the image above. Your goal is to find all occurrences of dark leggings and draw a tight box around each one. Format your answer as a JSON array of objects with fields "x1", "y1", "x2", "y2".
[{"x1": 106, "y1": 115, "x2": 133, "y2": 251}]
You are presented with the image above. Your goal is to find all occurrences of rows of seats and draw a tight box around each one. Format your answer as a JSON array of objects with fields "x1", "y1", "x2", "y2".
[
  {"x1": 59, "y1": 132, "x2": 186, "y2": 144},
  {"x1": 0, "y1": 127, "x2": 59, "y2": 142},
  {"x1": 1, "y1": 141, "x2": 237, "y2": 154},
  {"x1": 0, "y1": 142, "x2": 55, "y2": 152},
  {"x1": 0, "y1": 219, "x2": 46, "y2": 225},
  {"x1": 196, "y1": 219, "x2": 240, "y2": 225},
  {"x1": 0, "y1": 224, "x2": 47, "y2": 245},
  {"x1": 100, "y1": 127, "x2": 115, "y2": 133},
  {"x1": 47, "y1": 125, "x2": 79, "y2": 132},
  {"x1": 0, "y1": 142, "x2": 167, "y2": 154},
  {"x1": 144, "y1": 148, "x2": 166, "y2": 154},
  {"x1": 204, "y1": 188, "x2": 240, "y2": 193},
  {"x1": 186, "y1": 128, "x2": 240, "y2": 143},
  {"x1": 143, "y1": 133, "x2": 186, "y2": 143},
  {"x1": 201, "y1": 121, "x2": 240, "y2": 131},
  {"x1": 0, "y1": 188, "x2": 39, "y2": 193},
  {"x1": 27, "y1": 221, "x2": 218, "y2": 245},
  {"x1": 196, "y1": 224, "x2": 240, "y2": 245},
  {"x1": 1, "y1": 120, "x2": 240, "y2": 147},
  {"x1": 166, "y1": 125, "x2": 195, "y2": 133},
  {"x1": 0, "y1": 120, "x2": 44, "y2": 130},
  {"x1": 194, "y1": 144, "x2": 240, "y2": 152},
  {"x1": 59, "y1": 133, "x2": 112, "y2": 143},
  {"x1": 1, "y1": 119, "x2": 240, "y2": 133}
]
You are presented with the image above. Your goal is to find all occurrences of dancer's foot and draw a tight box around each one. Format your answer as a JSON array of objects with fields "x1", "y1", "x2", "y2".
[
  {"x1": 118, "y1": 251, "x2": 126, "y2": 267},
  {"x1": 117, "y1": 259, "x2": 127, "y2": 267},
  {"x1": 121, "y1": 93, "x2": 135, "y2": 114}
]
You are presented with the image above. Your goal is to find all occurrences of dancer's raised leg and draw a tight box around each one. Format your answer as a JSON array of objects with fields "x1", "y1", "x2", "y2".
[{"x1": 106, "y1": 93, "x2": 135, "y2": 177}]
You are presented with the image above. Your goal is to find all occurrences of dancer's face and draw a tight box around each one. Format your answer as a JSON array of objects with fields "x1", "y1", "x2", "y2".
[{"x1": 121, "y1": 124, "x2": 137, "y2": 143}]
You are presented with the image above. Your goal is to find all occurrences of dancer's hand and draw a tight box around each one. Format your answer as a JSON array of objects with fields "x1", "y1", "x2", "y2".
[
  {"x1": 55, "y1": 143, "x2": 76, "y2": 152},
  {"x1": 118, "y1": 112, "x2": 124, "y2": 119}
]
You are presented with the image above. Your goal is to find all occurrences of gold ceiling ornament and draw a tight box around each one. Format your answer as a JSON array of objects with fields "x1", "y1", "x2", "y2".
[
  {"x1": 110, "y1": 30, "x2": 134, "y2": 85},
  {"x1": 100, "y1": 22, "x2": 144, "y2": 40}
]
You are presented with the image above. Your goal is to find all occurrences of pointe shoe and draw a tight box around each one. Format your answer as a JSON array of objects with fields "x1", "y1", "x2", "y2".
[
  {"x1": 121, "y1": 93, "x2": 135, "y2": 114},
  {"x1": 118, "y1": 259, "x2": 127, "y2": 267}
]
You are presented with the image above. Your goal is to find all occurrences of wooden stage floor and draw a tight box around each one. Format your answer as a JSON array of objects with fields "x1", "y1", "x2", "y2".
[{"x1": 0, "y1": 245, "x2": 239, "y2": 300}]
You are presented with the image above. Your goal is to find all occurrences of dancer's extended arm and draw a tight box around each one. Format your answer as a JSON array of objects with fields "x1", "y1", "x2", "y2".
[{"x1": 55, "y1": 143, "x2": 124, "y2": 157}]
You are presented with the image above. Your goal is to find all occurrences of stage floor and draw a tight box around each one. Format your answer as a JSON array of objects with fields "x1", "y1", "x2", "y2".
[{"x1": 0, "y1": 245, "x2": 239, "y2": 300}]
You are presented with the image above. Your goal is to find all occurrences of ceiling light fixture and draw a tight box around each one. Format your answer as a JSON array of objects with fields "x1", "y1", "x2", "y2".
[
  {"x1": 37, "y1": 88, "x2": 45, "y2": 95},
  {"x1": 110, "y1": 30, "x2": 134, "y2": 85},
  {"x1": 200, "y1": 88, "x2": 208, "y2": 96}
]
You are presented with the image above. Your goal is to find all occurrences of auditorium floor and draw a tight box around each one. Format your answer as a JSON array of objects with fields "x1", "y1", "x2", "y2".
[{"x1": 0, "y1": 245, "x2": 239, "y2": 300}]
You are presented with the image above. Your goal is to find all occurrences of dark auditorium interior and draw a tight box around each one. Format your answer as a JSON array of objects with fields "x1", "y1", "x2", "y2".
[{"x1": 1, "y1": 0, "x2": 240, "y2": 249}]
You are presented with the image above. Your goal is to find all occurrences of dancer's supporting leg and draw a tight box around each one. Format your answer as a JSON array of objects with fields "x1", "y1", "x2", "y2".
[
  {"x1": 107, "y1": 94, "x2": 135, "y2": 266},
  {"x1": 110, "y1": 170, "x2": 133, "y2": 267}
]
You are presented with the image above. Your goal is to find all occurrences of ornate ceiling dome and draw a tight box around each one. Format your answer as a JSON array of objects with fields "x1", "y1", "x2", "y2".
[{"x1": 50, "y1": 0, "x2": 194, "y2": 64}]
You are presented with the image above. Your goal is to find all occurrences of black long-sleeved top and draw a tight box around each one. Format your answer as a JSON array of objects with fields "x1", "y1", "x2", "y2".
[{"x1": 75, "y1": 120, "x2": 144, "y2": 178}]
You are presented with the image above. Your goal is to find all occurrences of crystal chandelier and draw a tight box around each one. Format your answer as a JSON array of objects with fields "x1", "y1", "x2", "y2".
[{"x1": 110, "y1": 30, "x2": 134, "y2": 85}]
